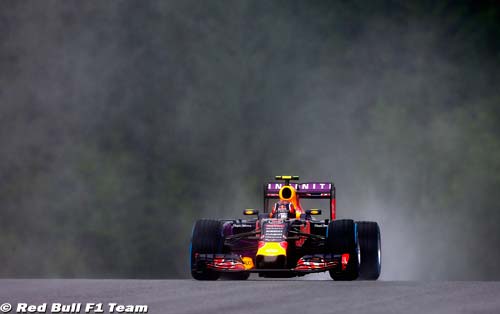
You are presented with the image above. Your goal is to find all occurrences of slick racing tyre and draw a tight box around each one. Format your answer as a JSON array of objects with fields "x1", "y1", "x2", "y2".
[
  {"x1": 327, "y1": 219, "x2": 359, "y2": 281},
  {"x1": 357, "y1": 221, "x2": 381, "y2": 280},
  {"x1": 190, "y1": 219, "x2": 223, "y2": 280}
]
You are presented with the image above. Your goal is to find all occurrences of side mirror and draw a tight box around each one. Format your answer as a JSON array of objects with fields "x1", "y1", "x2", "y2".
[
  {"x1": 243, "y1": 209, "x2": 259, "y2": 215},
  {"x1": 306, "y1": 209, "x2": 322, "y2": 215}
]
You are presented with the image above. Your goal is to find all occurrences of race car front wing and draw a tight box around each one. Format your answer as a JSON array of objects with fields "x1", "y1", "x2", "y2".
[{"x1": 193, "y1": 253, "x2": 345, "y2": 274}]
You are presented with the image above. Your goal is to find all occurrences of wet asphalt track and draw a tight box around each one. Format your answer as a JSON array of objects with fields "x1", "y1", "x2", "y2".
[{"x1": 1, "y1": 278, "x2": 500, "y2": 314}]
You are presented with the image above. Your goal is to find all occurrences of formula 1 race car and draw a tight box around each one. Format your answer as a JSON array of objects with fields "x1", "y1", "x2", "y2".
[{"x1": 190, "y1": 176, "x2": 381, "y2": 280}]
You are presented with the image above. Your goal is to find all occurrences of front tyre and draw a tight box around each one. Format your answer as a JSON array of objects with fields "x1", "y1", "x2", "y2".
[
  {"x1": 190, "y1": 219, "x2": 223, "y2": 280},
  {"x1": 357, "y1": 221, "x2": 381, "y2": 280},
  {"x1": 327, "y1": 219, "x2": 359, "y2": 281}
]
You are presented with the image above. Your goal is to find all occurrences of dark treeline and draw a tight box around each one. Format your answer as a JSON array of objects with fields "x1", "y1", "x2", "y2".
[{"x1": 0, "y1": 1, "x2": 499, "y2": 279}]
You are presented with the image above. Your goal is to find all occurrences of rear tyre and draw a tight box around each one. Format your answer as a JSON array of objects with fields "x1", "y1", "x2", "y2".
[
  {"x1": 327, "y1": 219, "x2": 359, "y2": 281},
  {"x1": 190, "y1": 219, "x2": 223, "y2": 280},
  {"x1": 357, "y1": 221, "x2": 381, "y2": 280}
]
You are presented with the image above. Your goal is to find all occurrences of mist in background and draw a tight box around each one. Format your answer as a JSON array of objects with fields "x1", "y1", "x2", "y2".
[{"x1": 1, "y1": 1, "x2": 499, "y2": 280}]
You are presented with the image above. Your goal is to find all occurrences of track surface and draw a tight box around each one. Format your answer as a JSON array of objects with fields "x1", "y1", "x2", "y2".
[{"x1": 1, "y1": 278, "x2": 500, "y2": 314}]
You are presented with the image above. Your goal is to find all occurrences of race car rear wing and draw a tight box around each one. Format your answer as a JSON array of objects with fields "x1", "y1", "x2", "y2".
[{"x1": 263, "y1": 182, "x2": 337, "y2": 220}]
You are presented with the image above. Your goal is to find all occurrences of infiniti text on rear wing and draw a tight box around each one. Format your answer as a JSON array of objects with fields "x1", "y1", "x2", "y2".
[{"x1": 264, "y1": 182, "x2": 333, "y2": 198}]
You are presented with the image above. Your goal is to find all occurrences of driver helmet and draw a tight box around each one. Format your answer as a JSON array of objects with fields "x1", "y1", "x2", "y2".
[{"x1": 274, "y1": 200, "x2": 293, "y2": 219}]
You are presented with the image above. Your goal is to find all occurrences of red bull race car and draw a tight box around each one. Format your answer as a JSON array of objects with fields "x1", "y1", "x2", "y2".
[{"x1": 190, "y1": 176, "x2": 381, "y2": 280}]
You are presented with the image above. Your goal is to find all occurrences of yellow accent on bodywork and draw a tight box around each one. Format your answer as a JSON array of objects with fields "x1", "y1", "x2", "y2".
[
  {"x1": 275, "y1": 175, "x2": 299, "y2": 180},
  {"x1": 279, "y1": 185, "x2": 296, "y2": 201},
  {"x1": 241, "y1": 257, "x2": 254, "y2": 270},
  {"x1": 256, "y1": 242, "x2": 287, "y2": 257},
  {"x1": 279, "y1": 185, "x2": 301, "y2": 211}
]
